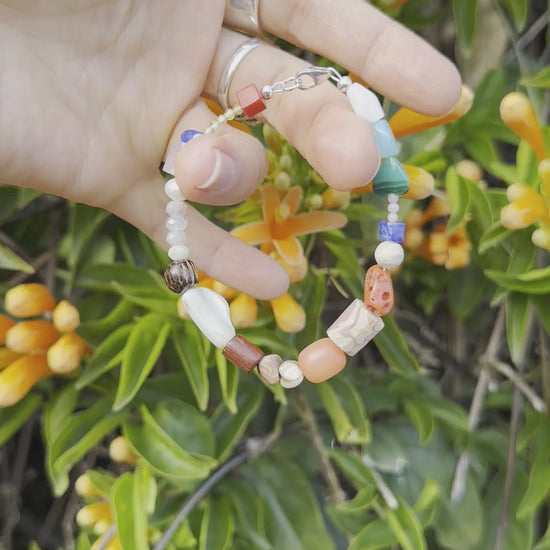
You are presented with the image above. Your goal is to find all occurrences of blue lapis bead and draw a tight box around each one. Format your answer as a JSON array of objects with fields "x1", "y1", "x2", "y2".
[
  {"x1": 180, "y1": 130, "x2": 202, "y2": 144},
  {"x1": 379, "y1": 221, "x2": 405, "y2": 243},
  {"x1": 373, "y1": 119, "x2": 399, "y2": 158}
]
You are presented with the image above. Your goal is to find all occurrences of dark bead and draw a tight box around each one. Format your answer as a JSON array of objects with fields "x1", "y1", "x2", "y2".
[
  {"x1": 222, "y1": 335, "x2": 264, "y2": 373},
  {"x1": 164, "y1": 260, "x2": 198, "y2": 294}
]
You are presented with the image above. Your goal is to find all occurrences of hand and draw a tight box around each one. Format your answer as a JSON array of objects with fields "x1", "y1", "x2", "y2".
[{"x1": 0, "y1": 0, "x2": 461, "y2": 299}]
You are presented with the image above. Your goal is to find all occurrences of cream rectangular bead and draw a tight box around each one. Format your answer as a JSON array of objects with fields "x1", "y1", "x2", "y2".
[
  {"x1": 346, "y1": 83, "x2": 385, "y2": 124},
  {"x1": 327, "y1": 299, "x2": 384, "y2": 356}
]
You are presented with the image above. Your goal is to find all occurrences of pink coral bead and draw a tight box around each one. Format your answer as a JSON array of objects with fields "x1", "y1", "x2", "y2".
[
  {"x1": 364, "y1": 265, "x2": 394, "y2": 316},
  {"x1": 298, "y1": 338, "x2": 347, "y2": 383}
]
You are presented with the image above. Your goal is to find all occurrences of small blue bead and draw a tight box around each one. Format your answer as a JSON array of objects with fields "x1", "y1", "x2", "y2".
[
  {"x1": 180, "y1": 130, "x2": 202, "y2": 144},
  {"x1": 379, "y1": 221, "x2": 406, "y2": 243},
  {"x1": 373, "y1": 119, "x2": 399, "y2": 158}
]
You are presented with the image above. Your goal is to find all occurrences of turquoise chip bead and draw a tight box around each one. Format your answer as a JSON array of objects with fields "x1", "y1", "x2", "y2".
[
  {"x1": 373, "y1": 119, "x2": 399, "y2": 158},
  {"x1": 372, "y1": 157, "x2": 410, "y2": 196}
]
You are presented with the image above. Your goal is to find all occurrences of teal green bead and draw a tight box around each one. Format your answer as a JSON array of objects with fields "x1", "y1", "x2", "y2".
[
  {"x1": 373, "y1": 119, "x2": 399, "y2": 158},
  {"x1": 372, "y1": 157, "x2": 409, "y2": 196}
]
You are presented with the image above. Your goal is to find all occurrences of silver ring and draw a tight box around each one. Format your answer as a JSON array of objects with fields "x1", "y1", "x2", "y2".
[
  {"x1": 223, "y1": 0, "x2": 262, "y2": 36},
  {"x1": 217, "y1": 38, "x2": 261, "y2": 110}
]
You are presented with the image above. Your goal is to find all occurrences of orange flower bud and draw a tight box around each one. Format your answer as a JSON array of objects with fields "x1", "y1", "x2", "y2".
[
  {"x1": 0, "y1": 354, "x2": 52, "y2": 407},
  {"x1": 47, "y1": 332, "x2": 88, "y2": 373},
  {"x1": 500, "y1": 92, "x2": 547, "y2": 162},
  {"x1": 272, "y1": 251, "x2": 308, "y2": 283},
  {"x1": 428, "y1": 231, "x2": 449, "y2": 255},
  {"x1": 501, "y1": 184, "x2": 548, "y2": 229},
  {"x1": 75, "y1": 473, "x2": 104, "y2": 498},
  {"x1": 455, "y1": 159, "x2": 483, "y2": 183},
  {"x1": 421, "y1": 198, "x2": 451, "y2": 224},
  {"x1": 5, "y1": 283, "x2": 56, "y2": 318},
  {"x1": 0, "y1": 348, "x2": 23, "y2": 370},
  {"x1": 404, "y1": 226, "x2": 424, "y2": 250},
  {"x1": 532, "y1": 226, "x2": 550, "y2": 250},
  {"x1": 212, "y1": 281, "x2": 237, "y2": 301},
  {"x1": 305, "y1": 194, "x2": 324, "y2": 210},
  {"x1": 5, "y1": 320, "x2": 60, "y2": 354},
  {"x1": 76, "y1": 501, "x2": 112, "y2": 528},
  {"x1": 52, "y1": 300, "x2": 80, "y2": 332},
  {"x1": 0, "y1": 315, "x2": 15, "y2": 345},
  {"x1": 322, "y1": 189, "x2": 351, "y2": 209},
  {"x1": 539, "y1": 160, "x2": 550, "y2": 199},
  {"x1": 108, "y1": 435, "x2": 138, "y2": 465},
  {"x1": 402, "y1": 165, "x2": 435, "y2": 200},
  {"x1": 270, "y1": 293, "x2": 306, "y2": 333},
  {"x1": 390, "y1": 85, "x2": 473, "y2": 138},
  {"x1": 176, "y1": 299, "x2": 190, "y2": 320},
  {"x1": 229, "y1": 293, "x2": 258, "y2": 328},
  {"x1": 446, "y1": 246, "x2": 470, "y2": 270}
]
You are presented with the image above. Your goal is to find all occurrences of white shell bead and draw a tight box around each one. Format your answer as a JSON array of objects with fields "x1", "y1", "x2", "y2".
[
  {"x1": 166, "y1": 201, "x2": 187, "y2": 218},
  {"x1": 279, "y1": 360, "x2": 304, "y2": 389},
  {"x1": 166, "y1": 230, "x2": 187, "y2": 247},
  {"x1": 346, "y1": 83, "x2": 385, "y2": 124},
  {"x1": 258, "y1": 354, "x2": 282, "y2": 385},
  {"x1": 327, "y1": 299, "x2": 384, "y2": 356},
  {"x1": 168, "y1": 245, "x2": 190, "y2": 261},
  {"x1": 166, "y1": 217, "x2": 188, "y2": 231},
  {"x1": 164, "y1": 179, "x2": 185, "y2": 201},
  {"x1": 374, "y1": 241, "x2": 404, "y2": 270},
  {"x1": 180, "y1": 287, "x2": 236, "y2": 348}
]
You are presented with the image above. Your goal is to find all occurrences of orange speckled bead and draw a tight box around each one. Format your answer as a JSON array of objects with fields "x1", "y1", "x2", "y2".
[
  {"x1": 364, "y1": 265, "x2": 394, "y2": 316},
  {"x1": 298, "y1": 338, "x2": 347, "y2": 383}
]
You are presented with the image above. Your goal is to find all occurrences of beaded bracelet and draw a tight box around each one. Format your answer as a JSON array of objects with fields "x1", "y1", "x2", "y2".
[{"x1": 162, "y1": 67, "x2": 409, "y2": 388}]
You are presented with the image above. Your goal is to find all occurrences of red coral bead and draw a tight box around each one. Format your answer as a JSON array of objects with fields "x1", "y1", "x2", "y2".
[
  {"x1": 364, "y1": 265, "x2": 394, "y2": 316},
  {"x1": 236, "y1": 84, "x2": 266, "y2": 118}
]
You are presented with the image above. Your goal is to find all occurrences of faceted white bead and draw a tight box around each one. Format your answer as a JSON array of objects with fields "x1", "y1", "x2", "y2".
[
  {"x1": 162, "y1": 141, "x2": 179, "y2": 176},
  {"x1": 387, "y1": 202, "x2": 399, "y2": 214},
  {"x1": 387, "y1": 213, "x2": 399, "y2": 223},
  {"x1": 165, "y1": 216, "x2": 188, "y2": 231},
  {"x1": 168, "y1": 245, "x2": 190, "y2": 261},
  {"x1": 327, "y1": 299, "x2": 384, "y2": 356},
  {"x1": 166, "y1": 230, "x2": 187, "y2": 247},
  {"x1": 164, "y1": 179, "x2": 185, "y2": 201},
  {"x1": 279, "y1": 360, "x2": 304, "y2": 389},
  {"x1": 180, "y1": 287, "x2": 236, "y2": 348},
  {"x1": 374, "y1": 241, "x2": 404, "y2": 270},
  {"x1": 166, "y1": 200, "x2": 187, "y2": 218},
  {"x1": 346, "y1": 83, "x2": 385, "y2": 124},
  {"x1": 387, "y1": 193, "x2": 399, "y2": 203}
]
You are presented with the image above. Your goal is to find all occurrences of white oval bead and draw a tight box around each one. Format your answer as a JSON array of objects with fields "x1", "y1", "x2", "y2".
[
  {"x1": 166, "y1": 200, "x2": 187, "y2": 218},
  {"x1": 327, "y1": 299, "x2": 384, "y2": 356},
  {"x1": 387, "y1": 213, "x2": 399, "y2": 223},
  {"x1": 180, "y1": 287, "x2": 236, "y2": 348},
  {"x1": 164, "y1": 179, "x2": 185, "y2": 201},
  {"x1": 279, "y1": 360, "x2": 304, "y2": 389},
  {"x1": 346, "y1": 83, "x2": 385, "y2": 124},
  {"x1": 387, "y1": 202, "x2": 399, "y2": 214},
  {"x1": 166, "y1": 230, "x2": 187, "y2": 247},
  {"x1": 374, "y1": 241, "x2": 404, "y2": 270},
  {"x1": 168, "y1": 245, "x2": 190, "y2": 261},
  {"x1": 166, "y1": 216, "x2": 188, "y2": 231}
]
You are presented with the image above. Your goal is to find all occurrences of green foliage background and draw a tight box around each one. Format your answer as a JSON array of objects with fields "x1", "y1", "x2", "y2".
[{"x1": 1, "y1": 0, "x2": 549, "y2": 549}]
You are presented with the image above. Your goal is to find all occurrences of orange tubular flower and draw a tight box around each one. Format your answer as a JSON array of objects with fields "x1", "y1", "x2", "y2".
[
  {"x1": 5, "y1": 283, "x2": 56, "y2": 318},
  {"x1": 0, "y1": 354, "x2": 52, "y2": 407},
  {"x1": 539, "y1": 159, "x2": 550, "y2": 199},
  {"x1": 389, "y1": 85, "x2": 474, "y2": 139},
  {"x1": 229, "y1": 293, "x2": 258, "y2": 328},
  {"x1": 0, "y1": 348, "x2": 23, "y2": 369},
  {"x1": 401, "y1": 165, "x2": 435, "y2": 200},
  {"x1": 47, "y1": 332, "x2": 89, "y2": 373},
  {"x1": 0, "y1": 314, "x2": 15, "y2": 345},
  {"x1": 232, "y1": 184, "x2": 347, "y2": 266},
  {"x1": 500, "y1": 184, "x2": 548, "y2": 230},
  {"x1": 500, "y1": 92, "x2": 547, "y2": 162},
  {"x1": 52, "y1": 300, "x2": 81, "y2": 332},
  {"x1": 76, "y1": 501, "x2": 113, "y2": 528},
  {"x1": 109, "y1": 436, "x2": 138, "y2": 465},
  {"x1": 5, "y1": 320, "x2": 60, "y2": 354},
  {"x1": 270, "y1": 292, "x2": 306, "y2": 333}
]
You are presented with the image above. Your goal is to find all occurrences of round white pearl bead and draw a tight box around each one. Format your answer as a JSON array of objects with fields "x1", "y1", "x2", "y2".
[
  {"x1": 387, "y1": 213, "x2": 399, "y2": 223},
  {"x1": 166, "y1": 200, "x2": 187, "y2": 218},
  {"x1": 166, "y1": 216, "x2": 188, "y2": 231},
  {"x1": 387, "y1": 202, "x2": 399, "y2": 214},
  {"x1": 387, "y1": 193, "x2": 399, "y2": 203},
  {"x1": 168, "y1": 245, "x2": 190, "y2": 261},
  {"x1": 166, "y1": 230, "x2": 187, "y2": 247},
  {"x1": 374, "y1": 241, "x2": 404, "y2": 270},
  {"x1": 164, "y1": 179, "x2": 185, "y2": 202}
]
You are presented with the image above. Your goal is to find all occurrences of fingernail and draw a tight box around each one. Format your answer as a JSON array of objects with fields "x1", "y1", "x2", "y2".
[{"x1": 197, "y1": 149, "x2": 237, "y2": 191}]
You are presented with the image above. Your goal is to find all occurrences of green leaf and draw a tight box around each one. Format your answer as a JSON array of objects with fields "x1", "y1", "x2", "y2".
[
  {"x1": 452, "y1": 0, "x2": 477, "y2": 54},
  {"x1": 124, "y1": 404, "x2": 216, "y2": 482},
  {"x1": 0, "y1": 243, "x2": 34, "y2": 273},
  {"x1": 404, "y1": 400, "x2": 435, "y2": 444},
  {"x1": 111, "y1": 472, "x2": 149, "y2": 550},
  {"x1": 447, "y1": 263, "x2": 485, "y2": 320},
  {"x1": 114, "y1": 314, "x2": 171, "y2": 411},
  {"x1": 216, "y1": 348, "x2": 239, "y2": 414},
  {"x1": 78, "y1": 299, "x2": 135, "y2": 343},
  {"x1": 327, "y1": 448, "x2": 376, "y2": 490},
  {"x1": 318, "y1": 377, "x2": 371, "y2": 444},
  {"x1": 84, "y1": 469, "x2": 116, "y2": 498},
  {"x1": 485, "y1": 266, "x2": 550, "y2": 294},
  {"x1": 422, "y1": 396, "x2": 469, "y2": 436},
  {"x1": 172, "y1": 322, "x2": 210, "y2": 411},
  {"x1": 374, "y1": 316, "x2": 422, "y2": 375},
  {"x1": 385, "y1": 499, "x2": 427, "y2": 550},
  {"x1": 199, "y1": 497, "x2": 235, "y2": 550},
  {"x1": 506, "y1": 292, "x2": 531, "y2": 364},
  {"x1": 520, "y1": 65, "x2": 550, "y2": 88},
  {"x1": 295, "y1": 274, "x2": 326, "y2": 351},
  {"x1": 445, "y1": 168, "x2": 470, "y2": 234},
  {"x1": 0, "y1": 394, "x2": 41, "y2": 446},
  {"x1": 43, "y1": 385, "x2": 78, "y2": 444},
  {"x1": 414, "y1": 478, "x2": 440, "y2": 527},
  {"x1": 76, "y1": 324, "x2": 132, "y2": 389},
  {"x1": 516, "y1": 456, "x2": 550, "y2": 520},
  {"x1": 533, "y1": 294, "x2": 550, "y2": 337},
  {"x1": 478, "y1": 222, "x2": 512, "y2": 255},
  {"x1": 349, "y1": 520, "x2": 396, "y2": 550},
  {"x1": 499, "y1": 0, "x2": 528, "y2": 29},
  {"x1": 212, "y1": 383, "x2": 263, "y2": 462}
]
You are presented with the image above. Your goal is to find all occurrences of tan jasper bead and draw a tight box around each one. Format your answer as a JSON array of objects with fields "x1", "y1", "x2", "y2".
[
  {"x1": 222, "y1": 335, "x2": 264, "y2": 373},
  {"x1": 258, "y1": 354, "x2": 282, "y2": 385},
  {"x1": 298, "y1": 338, "x2": 347, "y2": 383}
]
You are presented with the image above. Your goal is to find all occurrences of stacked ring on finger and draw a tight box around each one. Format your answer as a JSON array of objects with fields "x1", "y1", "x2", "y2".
[{"x1": 162, "y1": 65, "x2": 409, "y2": 388}]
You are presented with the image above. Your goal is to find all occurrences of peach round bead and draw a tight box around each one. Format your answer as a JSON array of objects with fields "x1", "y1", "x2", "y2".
[
  {"x1": 298, "y1": 338, "x2": 347, "y2": 383},
  {"x1": 364, "y1": 265, "x2": 394, "y2": 316}
]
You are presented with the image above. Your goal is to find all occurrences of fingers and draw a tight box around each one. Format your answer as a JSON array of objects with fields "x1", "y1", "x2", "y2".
[
  {"x1": 260, "y1": 0, "x2": 461, "y2": 115},
  {"x1": 111, "y1": 174, "x2": 290, "y2": 301}
]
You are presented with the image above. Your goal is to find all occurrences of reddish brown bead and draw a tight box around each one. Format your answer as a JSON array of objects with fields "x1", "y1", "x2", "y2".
[
  {"x1": 236, "y1": 84, "x2": 266, "y2": 118},
  {"x1": 364, "y1": 265, "x2": 394, "y2": 316},
  {"x1": 222, "y1": 335, "x2": 264, "y2": 373}
]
